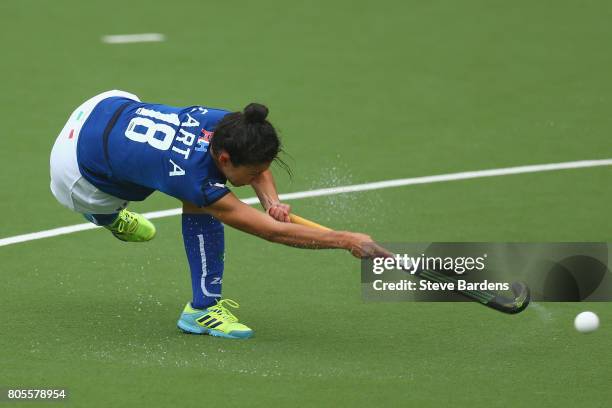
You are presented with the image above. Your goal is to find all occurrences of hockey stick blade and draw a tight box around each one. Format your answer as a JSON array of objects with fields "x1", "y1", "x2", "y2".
[{"x1": 414, "y1": 268, "x2": 530, "y2": 314}]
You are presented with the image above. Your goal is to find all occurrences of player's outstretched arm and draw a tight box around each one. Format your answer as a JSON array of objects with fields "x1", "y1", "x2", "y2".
[{"x1": 182, "y1": 193, "x2": 384, "y2": 258}]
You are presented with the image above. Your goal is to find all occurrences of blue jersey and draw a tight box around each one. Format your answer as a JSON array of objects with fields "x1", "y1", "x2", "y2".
[{"x1": 77, "y1": 96, "x2": 231, "y2": 207}]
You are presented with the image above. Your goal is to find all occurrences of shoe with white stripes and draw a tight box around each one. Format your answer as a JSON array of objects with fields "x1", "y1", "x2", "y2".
[{"x1": 177, "y1": 299, "x2": 253, "y2": 339}]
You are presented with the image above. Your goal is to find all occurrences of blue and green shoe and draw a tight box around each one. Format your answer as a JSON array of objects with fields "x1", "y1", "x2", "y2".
[{"x1": 177, "y1": 299, "x2": 253, "y2": 339}]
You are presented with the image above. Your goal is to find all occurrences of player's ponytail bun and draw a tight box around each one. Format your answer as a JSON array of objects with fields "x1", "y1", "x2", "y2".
[
  {"x1": 243, "y1": 103, "x2": 269, "y2": 124},
  {"x1": 212, "y1": 102, "x2": 291, "y2": 175}
]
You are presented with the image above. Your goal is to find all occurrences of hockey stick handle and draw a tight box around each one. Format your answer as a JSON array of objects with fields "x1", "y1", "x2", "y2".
[{"x1": 289, "y1": 214, "x2": 333, "y2": 231}]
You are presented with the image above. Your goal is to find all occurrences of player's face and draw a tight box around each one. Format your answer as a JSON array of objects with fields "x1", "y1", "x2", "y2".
[
  {"x1": 224, "y1": 161, "x2": 271, "y2": 186},
  {"x1": 214, "y1": 150, "x2": 271, "y2": 186}
]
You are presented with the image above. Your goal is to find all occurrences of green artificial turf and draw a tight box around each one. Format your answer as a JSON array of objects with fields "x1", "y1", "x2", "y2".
[{"x1": 1, "y1": 0, "x2": 611, "y2": 406}]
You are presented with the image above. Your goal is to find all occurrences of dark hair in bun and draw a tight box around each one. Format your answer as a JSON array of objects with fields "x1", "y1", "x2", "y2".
[
  {"x1": 243, "y1": 103, "x2": 269, "y2": 124},
  {"x1": 211, "y1": 102, "x2": 291, "y2": 175}
]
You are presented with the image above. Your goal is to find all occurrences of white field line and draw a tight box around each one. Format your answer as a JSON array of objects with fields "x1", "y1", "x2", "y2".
[
  {"x1": 102, "y1": 33, "x2": 166, "y2": 44},
  {"x1": 1, "y1": 159, "x2": 610, "y2": 248}
]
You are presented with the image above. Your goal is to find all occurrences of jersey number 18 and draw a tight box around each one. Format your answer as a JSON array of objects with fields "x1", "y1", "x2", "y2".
[{"x1": 124, "y1": 108, "x2": 178, "y2": 151}]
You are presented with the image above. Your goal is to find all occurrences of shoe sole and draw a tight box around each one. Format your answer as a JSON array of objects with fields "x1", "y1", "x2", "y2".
[
  {"x1": 111, "y1": 231, "x2": 156, "y2": 242},
  {"x1": 177, "y1": 320, "x2": 252, "y2": 339}
]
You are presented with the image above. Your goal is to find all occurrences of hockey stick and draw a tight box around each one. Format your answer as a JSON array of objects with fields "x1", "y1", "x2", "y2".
[{"x1": 289, "y1": 214, "x2": 530, "y2": 314}]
